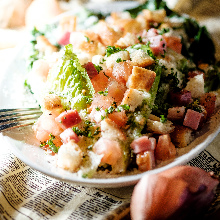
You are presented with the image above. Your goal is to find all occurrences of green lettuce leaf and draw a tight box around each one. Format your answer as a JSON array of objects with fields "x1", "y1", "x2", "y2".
[{"x1": 47, "y1": 44, "x2": 95, "y2": 111}]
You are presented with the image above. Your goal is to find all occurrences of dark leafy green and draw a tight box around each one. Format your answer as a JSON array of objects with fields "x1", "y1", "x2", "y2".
[
  {"x1": 126, "y1": 0, "x2": 178, "y2": 18},
  {"x1": 182, "y1": 18, "x2": 216, "y2": 64}
]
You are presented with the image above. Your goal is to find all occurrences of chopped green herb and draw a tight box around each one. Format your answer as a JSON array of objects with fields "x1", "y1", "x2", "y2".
[
  {"x1": 158, "y1": 28, "x2": 170, "y2": 35},
  {"x1": 106, "y1": 46, "x2": 124, "y2": 57},
  {"x1": 116, "y1": 58, "x2": 123, "y2": 63},
  {"x1": 94, "y1": 64, "x2": 103, "y2": 73},
  {"x1": 40, "y1": 134, "x2": 59, "y2": 153},
  {"x1": 95, "y1": 106, "x2": 101, "y2": 111},
  {"x1": 160, "y1": 115, "x2": 167, "y2": 123},
  {"x1": 117, "y1": 104, "x2": 130, "y2": 111},
  {"x1": 85, "y1": 36, "x2": 90, "y2": 42},
  {"x1": 72, "y1": 121, "x2": 100, "y2": 138},
  {"x1": 98, "y1": 89, "x2": 108, "y2": 96},
  {"x1": 138, "y1": 36, "x2": 143, "y2": 43}
]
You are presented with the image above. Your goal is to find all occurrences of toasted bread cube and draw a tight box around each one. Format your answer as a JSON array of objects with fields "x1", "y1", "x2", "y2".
[
  {"x1": 57, "y1": 140, "x2": 83, "y2": 172},
  {"x1": 59, "y1": 15, "x2": 77, "y2": 32},
  {"x1": 170, "y1": 124, "x2": 194, "y2": 148},
  {"x1": 127, "y1": 66, "x2": 156, "y2": 91},
  {"x1": 185, "y1": 74, "x2": 205, "y2": 98},
  {"x1": 147, "y1": 115, "x2": 175, "y2": 134},
  {"x1": 200, "y1": 92, "x2": 216, "y2": 117},
  {"x1": 136, "y1": 151, "x2": 155, "y2": 171},
  {"x1": 41, "y1": 94, "x2": 62, "y2": 111},
  {"x1": 142, "y1": 9, "x2": 166, "y2": 23},
  {"x1": 95, "y1": 21, "x2": 122, "y2": 46},
  {"x1": 106, "y1": 50, "x2": 130, "y2": 69},
  {"x1": 121, "y1": 88, "x2": 150, "y2": 112},
  {"x1": 101, "y1": 118, "x2": 126, "y2": 141},
  {"x1": 115, "y1": 32, "x2": 137, "y2": 48},
  {"x1": 36, "y1": 35, "x2": 58, "y2": 54},
  {"x1": 130, "y1": 50, "x2": 155, "y2": 67}
]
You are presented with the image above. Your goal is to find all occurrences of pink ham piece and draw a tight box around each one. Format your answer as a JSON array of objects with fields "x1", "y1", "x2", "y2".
[
  {"x1": 93, "y1": 137, "x2": 122, "y2": 166},
  {"x1": 183, "y1": 109, "x2": 203, "y2": 130},
  {"x1": 167, "y1": 106, "x2": 185, "y2": 122},
  {"x1": 60, "y1": 128, "x2": 80, "y2": 144},
  {"x1": 169, "y1": 90, "x2": 192, "y2": 106},
  {"x1": 55, "y1": 110, "x2": 81, "y2": 130},
  {"x1": 148, "y1": 35, "x2": 167, "y2": 56},
  {"x1": 83, "y1": 62, "x2": 99, "y2": 79},
  {"x1": 57, "y1": 31, "x2": 71, "y2": 46},
  {"x1": 155, "y1": 134, "x2": 176, "y2": 161},
  {"x1": 163, "y1": 35, "x2": 182, "y2": 54},
  {"x1": 131, "y1": 136, "x2": 156, "y2": 154}
]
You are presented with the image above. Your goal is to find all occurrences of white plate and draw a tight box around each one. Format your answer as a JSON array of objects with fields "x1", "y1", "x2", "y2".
[{"x1": 1, "y1": 3, "x2": 220, "y2": 188}]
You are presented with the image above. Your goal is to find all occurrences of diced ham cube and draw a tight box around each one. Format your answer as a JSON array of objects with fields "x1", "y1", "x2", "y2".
[
  {"x1": 57, "y1": 31, "x2": 71, "y2": 46},
  {"x1": 200, "y1": 93, "x2": 216, "y2": 118},
  {"x1": 93, "y1": 137, "x2": 122, "y2": 166},
  {"x1": 83, "y1": 62, "x2": 99, "y2": 79},
  {"x1": 169, "y1": 89, "x2": 192, "y2": 106},
  {"x1": 108, "y1": 111, "x2": 128, "y2": 128},
  {"x1": 107, "y1": 79, "x2": 127, "y2": 104},
  {"x1": 167, "y1": 106, "x2": 185, "y2": 122},
  {"x1": 33, "y1": 110, "x2": 63, "y2": 142},
  {"x1": 155, "y1": 134, "x2": 176, "y2": 161},
  {"x1": 163, "y1": 35, "x2": 182, "y2": 54},
  {"x1": 183, "y1": 109, "x2": 203, "y2": 130},
  {"x1": 148, "y1": 35, "x2": 167, "y2": 56},
  {"x1": 131, "y1": 136, "x2": 156, "y2": 154},
  {"x1": 112, "y1": 61, "x2": 133, "y2": 85},
  {"x1": 136, "y1": 151, "x2": 155, "y2": 171},
  {"x1": 55, "y1": 110, "x2": 81, "y2": 130},
  {"x1": 60, "y1": 128, "x2": 80, "y2": 144},
  {"x1": 90, "y1": 70, "x2": 110, "y2": 93}
]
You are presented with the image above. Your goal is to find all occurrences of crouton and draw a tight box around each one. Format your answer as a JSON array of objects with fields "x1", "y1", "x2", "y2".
[
  {"x1": 41, "y1": 94, "x2": 63, "y2": 111},
  {"x1": 116, "y1": 19, "x2": 143, "y2": 34},
  {"x1": 101, "y1": 118, "x2": 126, "y2": 141},
  {"x1": 95, "y1": 21, "x2": 122, "y2": 46},
  {"x1": 115, "y1": 33, "x2": 137, "y2": 48},
  {"x1": 106, "y1": 50, "x2": 130, "y2": 69},
  {"x1": 142, "y1": 9, "x2": 166, "y2": 23},
  {"x1": 130, "y1": 50, "x2": 155, "y2": 67},
  {"x1": 147, "y1": 115, "x2": 175, "y2": 134},
  {"x1": 57, "y1": 140, "x2": 83, "y2": 172},
  {"x1": 127, "y1": 66, "x2": 156, "y2": 91},
  {"x1": 199, "y1": 92, "x2": 216, "y2": 118},
  {"x1": 170, "y1": 124, "x2": 194, "y2": 148},
  {"x1": 121, "y1": 88, "x2": 150, "y2": 112},
  {"x1": 185, "y1": 74, "x2": 205, "y2": 98},
  {"x1": 59, "y1": 15, "x2": 77, "y2": 32},
  {"x1": 212, "y1": 89, "x2": 220, "y2": 108},
  {"x1": 36, "y1": 35, "x2": 58, "y2": 55}
]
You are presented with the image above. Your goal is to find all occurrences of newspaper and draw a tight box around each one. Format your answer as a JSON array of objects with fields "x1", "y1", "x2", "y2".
[{"x1": 0, "y1": 0, "x2": 220, "y2": 219}]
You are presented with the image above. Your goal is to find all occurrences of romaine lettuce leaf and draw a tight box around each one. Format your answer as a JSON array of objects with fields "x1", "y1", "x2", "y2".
[{"x1": 47, "y1": 44, "x2": 95, "y2": 111}]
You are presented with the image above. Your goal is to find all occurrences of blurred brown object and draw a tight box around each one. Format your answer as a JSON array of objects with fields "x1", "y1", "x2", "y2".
[{"x1": 0, "y1": 0, "x2": 33, "y2": 28}]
